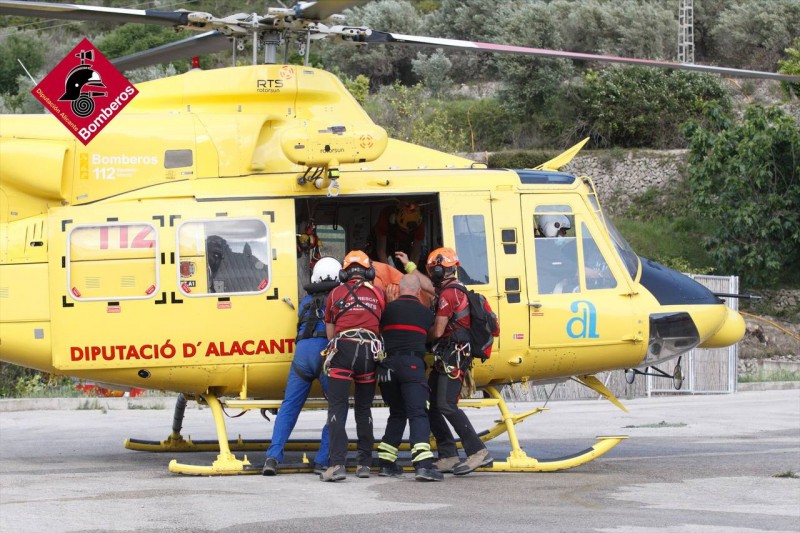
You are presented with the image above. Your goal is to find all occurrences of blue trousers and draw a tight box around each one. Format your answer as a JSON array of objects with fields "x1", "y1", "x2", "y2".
[{"x1": 266, "y1": 336, "x2": 330, "y2": 466}]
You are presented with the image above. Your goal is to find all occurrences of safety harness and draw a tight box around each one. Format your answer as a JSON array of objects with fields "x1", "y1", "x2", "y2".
[
  {"x1": 432, "y1": 279, "x2": 472, "y2": 380},
  {"x1": 331, "y1": 280, "x2": 382, "y2": 325},
  {"x1": 323, "y1": 279, "x2": 385, "y2": 379}
]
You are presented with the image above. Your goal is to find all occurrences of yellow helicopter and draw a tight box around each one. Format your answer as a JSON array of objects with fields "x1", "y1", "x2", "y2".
[{"x1": 1, "y1": 0, "x2": 795, "y2": 476}]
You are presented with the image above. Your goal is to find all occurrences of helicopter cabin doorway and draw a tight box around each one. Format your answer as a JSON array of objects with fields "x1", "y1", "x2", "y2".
[
  {"x1": 293, "y1": 191, "x2": 501, "y2": 357},
  {"x1": 293, "y1": 194, "x2": 442, "y2": 297}
]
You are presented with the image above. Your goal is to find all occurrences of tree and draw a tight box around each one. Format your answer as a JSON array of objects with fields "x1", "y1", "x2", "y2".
[
  {"x1": 553, "y1": 0, "x2": 676, "y2": 61},
  {"x1": 98, "y1": 24, "x2": 197, "y2": 73},
  {"x1": 684, "y1": 104, "x2": 800, "y2": 287},
  {"x1": 709, "y1": 0, "x2": 800, "y2": 72},
  {"x1": 0, "y1": 32, "x2": 44, "y2": 95},
  {"x1": 494, "y1": 2, "x2": 575, "y2": 148},
  {"x1": 425, "y1": 0, "x2": 512, "y2": 82},
  {"x1": 778, "y1": 37, "x2": 800, "y2": 98},
  {"x1": 411, "y1": 49, "x2": 452, "y2": 97},
  {"x1": 571, "y1": 67, "x2": 730, "y2": 148},
  {"x1": 320, "y1": 0, "x2": 425, "y2": 88}
]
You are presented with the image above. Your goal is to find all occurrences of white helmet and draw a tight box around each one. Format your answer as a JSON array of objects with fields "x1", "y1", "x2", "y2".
[
  {"x1": 311, "y1": 256, "x2": 342, "y2": 283},
  {"x1": 538, "y1": 215, "x2": 571, "y2": 238}
]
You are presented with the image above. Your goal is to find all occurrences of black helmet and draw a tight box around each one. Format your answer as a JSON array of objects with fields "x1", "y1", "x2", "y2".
[{"x1": 59, "y1": 66, "x2": 106, "y2": 101}]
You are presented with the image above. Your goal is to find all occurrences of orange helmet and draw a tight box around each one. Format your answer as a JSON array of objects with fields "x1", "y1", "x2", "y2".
[
  {"x1": 426, "y1": 247, "x2": 459, "y2": 268},
  {"x1": 343, "y1": 250, "x2": 371, "y2": 270}
]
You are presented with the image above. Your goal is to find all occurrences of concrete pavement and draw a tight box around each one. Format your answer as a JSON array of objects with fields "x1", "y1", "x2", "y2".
[{"x1": 1, "y1": 390, "x2": 799, "y2": 532}]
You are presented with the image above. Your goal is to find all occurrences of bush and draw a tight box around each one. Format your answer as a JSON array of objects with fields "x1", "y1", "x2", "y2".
[
  {"x1": 570, "y1": 67, "x2": 731, "y2": 148},
  {"x1": 684, "y1": 104, "x2": 800, "y2": 287},
  {"x1": 488, "y1": 149, "x2": 561, "y2": 169},
  {"x1": 441, "y1": 98, "x2": 518, "y2": 152},
  {"x1": 364, "y1": 82, "x2": 468, "y2": 153}
]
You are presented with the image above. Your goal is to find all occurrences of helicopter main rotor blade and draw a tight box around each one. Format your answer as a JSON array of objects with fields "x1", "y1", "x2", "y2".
[
  {"x1": 366, "y1": 31, "x2": 800, "y2": 83},
  {"x1": 111, "y1": 31, "x2": 230, "y2": 71},
  {"x1": 294, "y1": 0, "x2": 370, "y2": 21},
  {"x1": 0, "y1": 0, "x2": 189, "y2": 26}
]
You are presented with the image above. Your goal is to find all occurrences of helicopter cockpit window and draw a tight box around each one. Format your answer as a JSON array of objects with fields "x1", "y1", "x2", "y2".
[
  {"x1": 604, "y1": 216, "x2": 640, "y2": 279},
  {"x1": 533, "y1": 207, "x2": 579, "y2": 294},
  {"x1": 581, "y1": 222, "x2": 617, "y2": 290},
  {"x1": 453, "y1": 214, "x2": 489, "y2": 285},
  {"x1": 177, "y1": 219, "x2": 270, "y2": 296},
  {"x1": 67, "y1": 223, "x2": 159, "y2": 301}
]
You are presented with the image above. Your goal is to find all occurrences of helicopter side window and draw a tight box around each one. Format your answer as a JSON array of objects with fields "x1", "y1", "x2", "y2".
[
  {"x1": 581, "y1": 222, "x2": 617, "y2": 290},
  {"x1": 67, "y1": 223, "x2": 159, "y2": 301},
  {"x1": 177, "y1": 219, "x2": 270, "y2": 297},
  {"x1": 533, "y1": 210, "x2": 579, "y2": 294},
  {"x1": 453, "y1": 214, "x2": 489, "y2": 285}
]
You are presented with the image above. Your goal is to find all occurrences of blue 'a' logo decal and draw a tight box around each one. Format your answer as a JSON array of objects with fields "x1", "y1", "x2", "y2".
[{"x1": 567, "y1": 300, "x2": 600, "y2": 339}]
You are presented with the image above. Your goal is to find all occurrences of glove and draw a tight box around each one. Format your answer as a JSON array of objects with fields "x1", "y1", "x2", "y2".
[{"x1": 377, "y1": 365, "x2": 393, "y2": 384}]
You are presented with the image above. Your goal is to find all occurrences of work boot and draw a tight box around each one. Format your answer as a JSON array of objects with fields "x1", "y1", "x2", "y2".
[
  {"x1": 356, "y1": 465, "x2": 371, "y2": 478},
  {"x1": 320, "y1": 465, "x2": 346, "y2": 482},
  {"x1": 432, "y1": 455, "x2": 462, "y2": 473},
  {"x1": 452, "y1": 448, "x2": 493, "y2": 476},
  {"x1": 414, "y1": 467, "x2": 444, "y2": 482},
  {"x1": 378, "y1": 462, "x2": 404, "y2": 478},
  {"x1": 261, "y1": 457, "x2": 278, "y2": 476}
]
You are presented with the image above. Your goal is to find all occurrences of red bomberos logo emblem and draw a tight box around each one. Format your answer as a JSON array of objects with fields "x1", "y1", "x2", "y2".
[{"x1": 32, "y1": 38, "x2": 137, "y2": 145}]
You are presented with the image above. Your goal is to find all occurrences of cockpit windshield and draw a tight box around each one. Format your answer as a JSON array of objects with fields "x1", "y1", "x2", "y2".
[{"x1": 604, "y1": 216, "x2": 640, "y2": 279}]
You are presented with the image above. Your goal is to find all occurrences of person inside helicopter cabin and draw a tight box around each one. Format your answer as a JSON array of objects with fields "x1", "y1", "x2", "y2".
[
  {"x1": 374, "y1": 199, "x2": 425, "y2": 269},
  {"x1": 425, "y1": 247, "x2": 494, "y2": 476},
  {"x1": 321, "y1": 250, "x2": 386, "y2": 482},
  {"x1": 535, "y1": 214, "x2": 610, "y2": 294},
  {"x1": 262, "y1": 256, "x2": 342, "y2": 477}
]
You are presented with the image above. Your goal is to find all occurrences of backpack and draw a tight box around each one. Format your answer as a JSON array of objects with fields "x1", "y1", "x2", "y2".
[
  {"x1": 297, "y1": 279, "x2": 339, "y2": 341},
  {"x1": 445, "y1": 284, "x2": 500, "y2": 362},
  {"x1": 297, "y1": 292, "x2": 329, "y2": 341}
]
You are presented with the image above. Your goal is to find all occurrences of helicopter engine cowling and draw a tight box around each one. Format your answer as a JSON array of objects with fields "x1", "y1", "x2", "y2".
[{"x1": 280, "y1": 122, "x2": 388, "y2": 167}]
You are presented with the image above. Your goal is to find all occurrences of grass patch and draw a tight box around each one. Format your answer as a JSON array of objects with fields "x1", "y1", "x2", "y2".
[
  {"x1": 738, "y1": 370, "x2": 800, "y2": 383},
  {"x1": 616, "y1": 216, "x2": 715, "y2": 273},
  {"x1": 128, "y1": 402, "x2": 165, "y2": 410},
  {"x1": 77, "y1": 399, "x2": 106, "y2": 413},
  {"x1": 773, "y1": 470, "x2": 799, "y2": 479},
  {"x1": 624, "y1": 420, "x2": 687, "y2": 429}
]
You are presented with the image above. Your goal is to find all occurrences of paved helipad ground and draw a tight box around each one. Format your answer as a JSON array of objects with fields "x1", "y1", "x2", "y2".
[{"x1": 1, "y1": 390, "x2": 798, "y2": 532}]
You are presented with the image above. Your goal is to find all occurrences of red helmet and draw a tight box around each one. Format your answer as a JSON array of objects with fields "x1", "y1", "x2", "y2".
[{"x1": 426, "y1": 247, "x2": 459, "y2": 268}]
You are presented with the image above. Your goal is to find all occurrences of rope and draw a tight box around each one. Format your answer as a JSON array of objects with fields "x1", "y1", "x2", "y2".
[{"x1": 740, "y1": 311, "x2": 800, "y2": 342}]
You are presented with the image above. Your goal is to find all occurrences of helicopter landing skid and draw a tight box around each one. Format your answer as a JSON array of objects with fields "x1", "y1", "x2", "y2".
[
  {"x1": 168, "y1": 393, "x2": 251, "y2": 475},
  {"x1": 477, "y1": 386, "x2": 626, "y2": 472},
  {"x1": 151, "y1": 386, "x2": 626, "y2": 475}
]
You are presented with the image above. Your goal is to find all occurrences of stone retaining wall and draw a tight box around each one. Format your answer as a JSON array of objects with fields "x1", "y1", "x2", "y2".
[{"x1": 562, "y1": 149, "x2": 687, "y2": 213}]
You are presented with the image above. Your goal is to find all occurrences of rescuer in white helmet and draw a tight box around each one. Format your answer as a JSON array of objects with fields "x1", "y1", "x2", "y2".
[{"x1": 263, "y1": 256, "x2": 342, "y2": 476}]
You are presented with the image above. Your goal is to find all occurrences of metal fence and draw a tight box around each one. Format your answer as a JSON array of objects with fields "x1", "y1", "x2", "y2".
[{"x1": 501, "y1": 275, "x2": 740, "y2": 403}]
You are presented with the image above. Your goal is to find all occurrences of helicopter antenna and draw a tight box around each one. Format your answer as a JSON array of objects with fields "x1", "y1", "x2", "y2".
[{"x1": 17, "y1": 58, "x2": 38, "y2": 85}]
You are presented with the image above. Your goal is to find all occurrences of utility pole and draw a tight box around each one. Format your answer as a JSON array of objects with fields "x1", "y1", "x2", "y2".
[{"x1": 678, "y1": 0, "x2": 695, "y2": 63}]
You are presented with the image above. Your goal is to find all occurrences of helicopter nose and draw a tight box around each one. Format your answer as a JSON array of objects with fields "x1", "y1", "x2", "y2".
[{"x1": 698, "y1": 306, "x2": 746, "y2": 348}]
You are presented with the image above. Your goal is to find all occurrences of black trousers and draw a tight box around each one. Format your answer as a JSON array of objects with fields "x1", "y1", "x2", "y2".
[
  {"x1": 428, "y1": 363, "x2": 485, "y2": 458},
  {"x1": 326, "y1": 338, "x2": 376, "y2": 467},
  {"x1": 378, "y1": 354, "x2": 433, "y2": 468}
]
